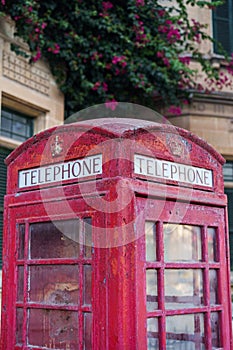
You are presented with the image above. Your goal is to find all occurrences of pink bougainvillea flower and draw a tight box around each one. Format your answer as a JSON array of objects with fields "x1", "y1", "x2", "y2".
[
  {"x1": 92, "y1": 81, "x2": 101, "y2": 91},
  {"x1": 156, "y1": 51, "x2": 164, "y2": 58},
  {"x1": 102, "y1": 1, "x2": 113, "y2": 10},
  {"x1": 112, "y1": 55, "x2": 127, "y2": 66},
  {"x1": 105, "y1": 63, "x2": 112, "y2": 70},
  {"x1": 167, "y1": 28, "x2": 181, "y2": 41},
  {"x1": 136, "y1": 0, "x2": 145, "y2": 6},
  {"x1": 163, "y1": 57, "x2": 170, "y2": 67},
  {"x1": 157, "y1": 9, "x2": 165, "y2": 16},
  {"x1": 32, "y1": 49, "x2": 41, "y2": 62},
  {"x1": 112, "y1": 56, "x2": 121, "y2": 64},
  {"x1": 102, "y1": 82, "x2": 108, "y2": 92},
  {"x1": 1, "y1": 0, "x2": 5, "y2": 5},
  {"x1": 105, "y1": 99, "x2": 118, "y2": 111},
  {"x1": 167, "y1": 105, "x2": 182, "y2": 115},
  {"x1": 53, "y1": 43, "x2": 60, "y2": 54},
  {"x1": 100, "y1": 1, "x2": 113, "y2": 16},
  {"x1": 179, "y1": 56, "x2": 191, "y2": 65},
  {"x1": 48, "y1": 43, "x2": 60, "y2": 54}
]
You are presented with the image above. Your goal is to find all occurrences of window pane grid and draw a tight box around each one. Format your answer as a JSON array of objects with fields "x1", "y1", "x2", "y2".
[
  {"x1": 1, "y1": 108, "x2": 33, "y2": 142},
  {"x1": 145, "y1": 221, "x2": 221, "y2": 349},
  {"x1": 213, "y1": 0, "x2": 233, "y2": 55},
  {"x1": 223, "y1": 162, "x2": 233, "y2": 182},
  {"x1": 16, "y1": 218, "x2": 93, "y2": 349}
]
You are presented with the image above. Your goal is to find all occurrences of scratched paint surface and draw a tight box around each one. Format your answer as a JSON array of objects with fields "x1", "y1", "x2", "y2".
[{"x1": 1, "y1": 118, "x2": 232, "y2": 349}]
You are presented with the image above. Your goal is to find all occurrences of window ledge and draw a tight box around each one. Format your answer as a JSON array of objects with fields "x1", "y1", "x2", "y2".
[{"x1": 0, "y1": 135, "x2": 22, "y2": 150}]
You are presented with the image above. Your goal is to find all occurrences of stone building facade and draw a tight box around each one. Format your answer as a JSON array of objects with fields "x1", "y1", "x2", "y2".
[{"x1": 0, "y1": 17, "x2": 64, "y2": 305}]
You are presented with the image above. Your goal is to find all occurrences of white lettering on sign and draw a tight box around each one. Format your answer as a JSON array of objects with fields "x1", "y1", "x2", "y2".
[
  {"x1": 18, "y1": 154, "x2": 102, "y2": 189},
  {"x1": 134, "y1": 154, "x2": 213, "y2": 188}
]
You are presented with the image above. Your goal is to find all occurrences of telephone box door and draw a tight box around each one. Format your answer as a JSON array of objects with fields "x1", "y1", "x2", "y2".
[
  {"x1": 136, "y1": 197, "x2": 231, "y2": 350},
  {"x1": 1, "y1": 197, "x2": 101, "y2": 350}
]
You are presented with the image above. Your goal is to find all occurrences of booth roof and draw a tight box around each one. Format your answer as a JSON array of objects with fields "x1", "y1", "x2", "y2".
[{"x1": 5, "y1": 117, "x2": 225, "y2": 166}]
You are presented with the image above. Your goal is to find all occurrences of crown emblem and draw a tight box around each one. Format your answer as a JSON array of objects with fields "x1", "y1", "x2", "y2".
[
  {"x1": 51, "y1": 135, "x2": 63, "y2": 157},
  {"x1": 166, "y1": 134, "x2": 185, "y2": 157}
]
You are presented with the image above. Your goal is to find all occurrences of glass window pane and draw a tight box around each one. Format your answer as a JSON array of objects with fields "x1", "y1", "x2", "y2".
[
  {"x1": 165, "y1": 269, "x2": 203, "y2": 309},
  {"x1": 18, "y1": 224, "x2": 25, "y2": 259},
  {"x1": 83, "y1": 265, "x2": 92, "y2": 306},
  {"x1": 207, "y1": 227, "x2": 218, "y2": 261},
  {"x1": 13, "y1": 114, "x2": 26, "y2": 123},
  {"x1": 28, "y1": 309, "x2": 78, "y2": 349},
  {"x1": 147, "y1": 318, "x2": 159, "y2": 349},
  {"x1": 1, "y1": 116, "x2": 11, "y2": 132},
  {"x1": 83, "y1": 313, "x2": 92, "y2": 350},
  {"x1": 210, "y1": 270, "x2": 219, "y2": 305},
  {"x1": 164, "y1": 224, "x2": 201, "y2": 262},
  {"x1": 83, "y1": 218, "x2": 92, "y2": 258},
  {"x1": 29, "y1": 265, "x2": 79, "y2": 305},
  {"x1": 1, "y1": 108, "x2": 33, "y2": 141},
  {"x1": 17, "y1": 265, "x2": 24, "y2": 302},
  {"x1": 1, "y1": 130, "x2": 11, "y2": 138},
  {"x1": 145, "y1": 222, "x2": 156, "y2": 261},
  {"x1": 30, "y1": 220, "x2": 80, "y2": 259},
  {"x1": 166, "y1": 314, "x2": 205, "y2": 349},
  {"x1": 12, "y1": 121, "x2": 27, "y2": 136},
  {"x1": 1, "y1": 109, "x2": 11, "y2": 119},
  {"x1": 223, "y1": 162, "x2": 233, "y2": 181},
  {"x1": 146, "y1": 269, "x2": 158, "y2": 311},
  {"x1": 16, "y1": 308, "x2": 23, "y2": 345},
  {"x1": 215, "y1": 0, "x2": 229, "y2": 17},
  {"x1": 211, "y1": 312, "x2": 221, "y2": 349}
]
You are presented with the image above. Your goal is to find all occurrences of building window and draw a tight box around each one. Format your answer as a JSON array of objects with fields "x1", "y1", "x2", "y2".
[
  {"x1": 1, "y1": 107, "x2": 34, "y2": 142},
  {"x1": 0, "y1": 147, "x2": 11, "y2": 269},
  {"x1": 223, "y1": 161, "x2": 233, "y2": 269},
  {"x1": 212, "y1": 0, "x2": 233, "y2": 55},
  {"x1": 223, "y1": 161, "x2": 233, "y2": 181}
]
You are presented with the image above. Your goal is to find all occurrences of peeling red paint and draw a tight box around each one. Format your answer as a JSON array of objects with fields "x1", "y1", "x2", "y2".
[{"x1": 1, "y1": 118, "x2": 232, "y2": 349}]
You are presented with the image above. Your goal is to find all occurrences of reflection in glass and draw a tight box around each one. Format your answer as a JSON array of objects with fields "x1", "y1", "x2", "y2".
[
  {"x1": 83, "y1": 265, "x2": 92, "y2": 306},
  {"x1": 18, "y1": 224, "x2": 25, "y2": 259},
  {"x1": 145, "y1": 222, "x2": 156, "y2": 261},
  {"x1": 147, "y1": 318, "x2": 159, "y2": 349},
  {"x1": 210, "y1": 270, "x2": 219, "y2": 305},
  {"x1": 166, "y1": 314, "x2": 205, "y2": 349},
  {"x1": 30, "y1": 220, "x2": 80, "y2": 259},
  {"x1": 211, "y1": 312, "x2": 221, "y2": 349},
  {"x1": 28, "y1": 309, "x2": 78, "y2": 349},
  {"x1": 165, "y1": 269, "x2": 203, "y2": 309},
  {"x1": 29, "y1": 265, "x2": 79, "y2": 305},
  {"x1": 146, "y1": 269, "x2": 158, "y2": 311},
  {"x1": 17, "y1": 265, "x2": 24, "y2": 302},
  {"x1": 83, "y1": 313, "x2": 92, "y2": 349},
  {"x1": 16, "y1": 308, "x2": 23, "y2": 345},
  {"x1": 164, "y1": 224, "x2": 201, "y2": 262},
  {"x1": 207, "y1": 227, "x2": 218, "y2": 261}
]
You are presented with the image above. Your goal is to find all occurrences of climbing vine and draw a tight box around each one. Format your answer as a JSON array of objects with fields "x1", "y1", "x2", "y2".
[{"x1": 0, "y1": 0, "x2": 230, "y2": 116}]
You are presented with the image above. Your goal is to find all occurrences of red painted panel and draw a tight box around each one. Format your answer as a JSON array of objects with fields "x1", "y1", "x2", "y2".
[{"x1": 1, "y1": 118, "x2": 232, "y2": 350}]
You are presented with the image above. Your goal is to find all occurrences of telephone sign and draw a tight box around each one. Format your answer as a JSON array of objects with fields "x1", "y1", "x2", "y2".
[
  {"x1": 134, "y1": 154, "x2": 213, "y2": 187},
  {"x1": 18, "y1": 154, "x2": 102, "y2": 188}
]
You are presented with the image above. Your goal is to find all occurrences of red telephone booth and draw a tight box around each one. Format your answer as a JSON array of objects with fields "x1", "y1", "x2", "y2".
[{"x1": 1, "y1": 118, "x2": 232, "y2": 349}]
